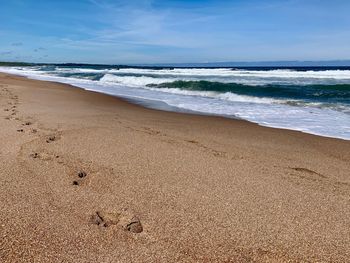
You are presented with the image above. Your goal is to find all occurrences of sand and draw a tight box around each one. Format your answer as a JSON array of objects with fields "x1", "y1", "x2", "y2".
[{"x1": 0, "y1": 72, "x2": 349, "y2": 262}]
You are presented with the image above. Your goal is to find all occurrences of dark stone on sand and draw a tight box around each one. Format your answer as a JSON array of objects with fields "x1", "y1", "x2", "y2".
[
  {"x1": 17, "y1": 129, "x2": 24, "y2": 132},
  {"x1": 72, "y1": 180, "x2": 79, "y2": 186},
  {"x1": 126, "y1": 217, "x2": 143, "y2": 233},
  {"x1": 46, "y1": 136, "x2": 56, "y2": 143},
  {"x1": 30, "y1": 153, "x2": 39, "y2": 158},
  {"x1": 78, "y1": 171, "x2": 87, "y2": 178}
]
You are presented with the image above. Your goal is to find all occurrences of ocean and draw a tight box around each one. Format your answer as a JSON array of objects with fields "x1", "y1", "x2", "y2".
[{"x1": 1, "y1": 65, "x2": 349, "y2": 140}]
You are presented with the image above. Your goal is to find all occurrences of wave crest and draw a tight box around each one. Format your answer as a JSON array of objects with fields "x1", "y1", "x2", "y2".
[{"x1": 148, "y1": 80, "x2": 350, "y2": 101}]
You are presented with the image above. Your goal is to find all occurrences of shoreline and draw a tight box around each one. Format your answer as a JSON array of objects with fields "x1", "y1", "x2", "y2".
[
  {"x1": 0, "y1": 72, "x2": 349, "y2": 262},
  {"x1": 0, "y1": 68, "x2": 349, "y2": 141},
  {"x1": 11, "y1": 71, "x2": 350, "y2": 141}
]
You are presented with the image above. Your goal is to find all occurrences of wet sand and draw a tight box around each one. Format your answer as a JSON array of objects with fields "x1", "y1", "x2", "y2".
[{"x1": 0, "y1": 72, "x2": 349, "y2": 262}]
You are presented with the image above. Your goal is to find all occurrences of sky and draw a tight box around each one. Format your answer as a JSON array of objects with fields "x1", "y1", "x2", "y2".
[{"x1": 0, "y1": 0, "x2": 350, "y2": 64}]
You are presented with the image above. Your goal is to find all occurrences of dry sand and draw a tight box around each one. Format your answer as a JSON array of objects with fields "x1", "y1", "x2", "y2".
[{"x1": 0, "y1": 72, "x2": 349, "y2": 262}]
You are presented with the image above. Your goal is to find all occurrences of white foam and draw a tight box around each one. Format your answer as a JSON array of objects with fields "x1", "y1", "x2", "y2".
[
  {"x1": 100, "y1": 73, "x2": 171, "y2": 87},
  {"x1": 111, "y1": 67, "x2": 350, "y2": 80},
  {"x1": 55, "y1": 68, "x2": 108, "y2": 73},
  {"x1": 103, "y1": 68, "x2": 350, "y2": 86}
]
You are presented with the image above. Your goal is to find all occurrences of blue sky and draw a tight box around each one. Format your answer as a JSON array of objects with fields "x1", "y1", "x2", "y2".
[{"x1": 0, "y1": 0, "x2": 350, "y2": 64}]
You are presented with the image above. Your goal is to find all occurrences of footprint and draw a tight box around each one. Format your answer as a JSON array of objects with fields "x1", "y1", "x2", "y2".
[
  {"x1": 90, "y1": 211, "x2": 120, "y2": 227},
  {"x1": 290, "y1": 167, "x2": 326, "y2": 178},
  {"x1": 142, "y1": 127, "x2": 161, "y2": 135},
  {"x1": 126, "y1": 217, "x2": 143, "y2": 233},
  {"x1": 90, "y1": 211, "x2": 143, "y2": 233},
  {"x1": 185, "y1": 139, "x2": 227, "y2": 158},
  {"x1": 29, "y1": 151, "x2": 59, "y2": 161},
  {"x1": 72, "y1": 170, "x2": 88, "y2": 185},
  {"x1": 78, "y1": 171, "x2": 87, "y2": 178},
  {"x1": 46, "y1": 135, "x2": 58, "y2": 143},
  {"x1": 30, "y1": 152, "x2": 39, "y2": 159}
]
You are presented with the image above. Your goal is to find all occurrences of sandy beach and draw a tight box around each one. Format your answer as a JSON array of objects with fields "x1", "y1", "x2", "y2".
[{"x1": 0, "y1": 72, "x2": 349, "y2": 262}]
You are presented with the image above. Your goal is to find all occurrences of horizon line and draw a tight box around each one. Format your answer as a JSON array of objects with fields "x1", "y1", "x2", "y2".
[{"x1": 2, "y1": 60, "x2": 350, "y2": 68}]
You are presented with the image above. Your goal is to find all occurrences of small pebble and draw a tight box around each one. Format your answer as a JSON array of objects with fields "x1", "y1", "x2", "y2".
[
  {"x1": 78, "y1": 171, "x2": 87, "y2": 178},
  {"x1": 72, "y1": 181, "x2": 79, "y2": 186},
  {"x1": 30, "y1": 153, "x2": 39, "y2": 158},
  {"x1": 46, "y1": 136, "x2": 56, "y2": 143}
]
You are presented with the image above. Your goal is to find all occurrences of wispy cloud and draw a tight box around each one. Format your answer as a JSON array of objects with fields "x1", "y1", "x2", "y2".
[
  {"x1": 0, "y1": 51, "x2": 13, "y2": 55},
  {"x1": 11, "y1": 42, "x2": 23, "y2": 46},
  {"x1": 34, "y1": 47, "x2": 46, "y2": 52},
  {"x1": 57, "y1": 0, "x2": 218, "y2": 50}
]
